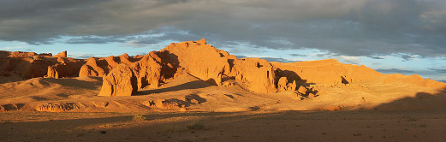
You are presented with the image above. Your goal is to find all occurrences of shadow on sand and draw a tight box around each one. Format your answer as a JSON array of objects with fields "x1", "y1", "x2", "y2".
[
  {"x1": 372, "y1": 89, "x2": 446, "y2": 111},
  {"x1": 137, "y1": 80, "x2": 212, "y2": 95}
]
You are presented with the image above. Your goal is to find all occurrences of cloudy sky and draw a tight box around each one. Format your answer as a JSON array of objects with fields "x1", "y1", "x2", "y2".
[{"x1": 1, "y1": 0, "x2": 446, "y2": 80}]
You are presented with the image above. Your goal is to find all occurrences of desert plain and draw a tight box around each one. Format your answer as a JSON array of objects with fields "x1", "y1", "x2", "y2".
[{"x1": 1, "y1": 39, "x2": 446, "y2": 142}]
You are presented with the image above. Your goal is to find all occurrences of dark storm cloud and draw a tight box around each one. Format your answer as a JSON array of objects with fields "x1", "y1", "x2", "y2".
[
  {"x1": 430, "y1": 69, "x2": 446, "y2": 74},
  {"x1": 1, "y1": 0, "x2": 446, "y2": 57},
  {"x1": 236, "y1": 55, "x2": 296, "y2": 63},
  {"x1": 376, "y1": 68, "x2": 415, "y2": 74},
  {"x1": 368, "y1": 56, "x2": 385, "y2": 59},
  {"x1": 289, "y1": 54, "x2": 306, "y2": 57}
]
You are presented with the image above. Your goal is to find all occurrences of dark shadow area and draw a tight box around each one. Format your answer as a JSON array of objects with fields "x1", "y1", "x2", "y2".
[
  {"x1": 137, "y1": 80, "x2": 211, "y2": 95},
  {"x1": 249, "y1": 106, "x2": 260, "y2": 111},
  {"x1": 29, "y1": 96, "x2": 50, "y2": 101},
  {"x1": 275, "y1": 69, "x2": 306, "y2": 85},
  {"x1": 341, "y1": 76, "x2": 349, "y2": 85},
  {"x1": 157, "y1": 51, "x2": 180, "y2": 80},
  {"x1": 185, "y1": 94, "x2": 207, "y2": 104},
  {"x1": 221, "y1": 75, "x2": 235, "y2": 82},
  {"x1": 44, "y1": 77, "x2": 103, "y2": 90},
  {"x1": 3, "y1": 109, "x2": 446, "y2": 142},
  {"x1": 1, "y1": 103, "x2": 25, "y2": 111},
  {"x1": 372, "y1": 89, "x2": 446, "y2": 111},
  {"x1": 162, "y1": 94, "x2": 207, "y2": 108},
  {"x1": 228, "y1": 59, "x2": 235, "y2": 72},
  {"x1": 275, "y1": 69, "x2": 316, "y2": 89},
  {"x1": 56, "y1": 94, "x2": 70, "y2": 98},
  {"x1": 256, "y1": 62, "x2": 263, "y2": 68},
  {"x1": 205, "y1": 78, "x2": 218, "y2": 86},
  {"x1": 224, "y1": 94, "x2": 234, "y2": 99}
]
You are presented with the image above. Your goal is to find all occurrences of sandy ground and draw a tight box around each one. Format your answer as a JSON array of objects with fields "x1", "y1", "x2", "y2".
[{"x1": 2, "y1": 110, "x2": 446, "y2": 142}]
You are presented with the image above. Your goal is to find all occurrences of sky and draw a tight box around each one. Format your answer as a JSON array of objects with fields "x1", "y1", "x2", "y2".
[{"x1": 0, "y1": 0, "x2": 446, "y2": 81}]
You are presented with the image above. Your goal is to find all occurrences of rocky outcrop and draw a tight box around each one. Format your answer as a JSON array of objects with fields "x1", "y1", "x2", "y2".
[
  {"x1": 277, "y1": 77, "x2": 296, "y2": 91},
  {"x1": 78, "y1": 53, "x2": 141, "y2": 77},
  {"x1": 55, "y1": 51, "x2": 67, "y2": 57},
  {"x1": 132, "y1": 51, "x2": 164, "y2": 89},
  {"x1": 272, "y1": 59, "x2": 383, "y2": 85},
  {"x1": 384, "y1": 74, "x2": 446, "y2": 89},
  {"x1": 230, "y1": 58, "x2": 277, "y2": 93},
  {"x1": 2, "y1": 39, "x2": 446, "y2": 98},
  {"x1": 47, "y1": 57, "x2": 84, "y2": 78},
  {"x1": 160, "y1": 39, "x2": 231, "y2": 86},
  {"x1": 98, "y1": 64, "x2": 138, "y2": 96},
  {"x1": 79, "y1": 57, "x2": 108, "y2": 77},
  {"x1": 8, "y1": 51, "x2": 37, "y2": 58}
]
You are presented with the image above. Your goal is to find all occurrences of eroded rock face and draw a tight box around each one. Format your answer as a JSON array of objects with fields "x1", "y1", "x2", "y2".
[
  {"x1": 272, "y1": 59, "x2": 383, "y2": 85},
  {"x1": 98, "y1": 64, "x2": 138, "y2": 96},
  {"x1": 47, "y1": 57, "x2": 84, "y2": 78},
  {"x1": 79, "y1": 58, "x2": 107, "y2": 77},
  {"x1": 55, "y1": 51, "x2": 67, "y2": 57},
  {"x1": 78, "y1": 53, "x2": 141, "y2": 78},
  {"x1": 161, "y1": 39, "x2": 231, "y2": 86},
  {"x1": 277, "y1": 77, "x2": 297, "y2": 92},
  {"x1": 230, "y1": 58, "x2": 277, "y2": 93},
  {"x1": 132, "y1": 51, "x2": 164, "y2": 89},
  {"x1": 47, "y1": 66, "x2": 59, "y2": 79},
  {"x1": 277, "y1": 77, "x2": 288, "y2": 91}
]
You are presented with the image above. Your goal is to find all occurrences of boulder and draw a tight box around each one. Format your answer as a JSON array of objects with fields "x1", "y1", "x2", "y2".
[
  {"x1": 277, "y1": 77, "x2": 288, "y2": 91},
  {"x1": 287, "y1": 80, "x2": 297, "y2": 91},
  {"x1": 297, "y1": 86, "x2": 308, "y2": 95},
  {"x1": 98, "y1": 64, "x2": 138, "y2": 96}
]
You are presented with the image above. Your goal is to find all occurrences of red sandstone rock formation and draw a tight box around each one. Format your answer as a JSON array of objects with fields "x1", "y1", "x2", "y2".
[
  {"x1": 272, "y1": 59, "x2": 383, "y2": 85},
  {"x1": 230, "y1": 58, "x2": 277, "y2": 93},
  {"x1": 132, "y1": 51, "x2": 164, "y2": 89},
  {"x1": 79, "y1": 57, "x2": 108, "y2": 77},
  {"x1": 47, "y1": 57, "x2": 84, "y2": 78},
  {"x1": 160, "y1": 39, "x2": 231, "y2": 86},
  {"x1": 277, "y1": 77, "x2": 296, "y2": 91},
  {"x1": 2, "y1": 39, "x2": 446, "y2": 97},
  {"x1": 98, "y1": 64, "x2": 138, "y2": 96},
  {"x1": 55, "y1": 51, "x2": 67, "y2": 57}
]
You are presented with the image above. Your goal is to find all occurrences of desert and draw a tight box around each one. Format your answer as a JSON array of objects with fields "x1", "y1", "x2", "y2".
[
  {"x1": 1, "y1": 39, "x2": 446, "y2": 141},
  {"x1": 2, "y1": 0, "x2": 446, "y2": 141}
]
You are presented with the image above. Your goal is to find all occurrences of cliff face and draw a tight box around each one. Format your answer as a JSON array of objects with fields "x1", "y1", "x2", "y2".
[
  {"x1": 0, "y1": 51, "x2": 84, "y2": 81},
  {"x1": 271, "y1": 59, "x2": 383, "y2": 85},
  {"x1": 1, "y1": 39, "x2": 445, "y2": 96}
]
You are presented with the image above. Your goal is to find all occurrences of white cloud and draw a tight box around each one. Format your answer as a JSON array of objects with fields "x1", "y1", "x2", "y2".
[{"x1": 0, "y1": 46, "x2": 27, "y2": 50}]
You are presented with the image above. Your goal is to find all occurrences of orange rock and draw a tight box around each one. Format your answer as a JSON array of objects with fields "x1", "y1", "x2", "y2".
[
  {"x1": 47, "y1": 60, "x2": 84, "y2": 79},
  {"x1": 277, "y1": 77, "x2": 288, "y2": 91},
  {"x1": 132, "y1": 51, "x2": 164, "y2": 89},
  {"x1": 297, "y1": 86, "x2": 308, "y2": 95},
  {"x1": 160, "y1": 39, "x2": 231, "y2": 85},
  {"x1": 8, "y1": 51, "x2": 37, "y2": 57},
  {"x1": 98, "y1": 64, "x2": 138, "y2": 96},
  {"x1": 230, "y1": 58, "x2": 276, "y2": 93},
  {"x1": 79, "y1": 58, "x2": 107, "y2": 77},
  {"x1": 55, "y1": 51, "x2": 67, "y2": 57},
  {"x1": 47, "y1": 66, "x2": 59, "y2": 79},
  {"x1": 272, "y1": 59, "x2": 382, "y2": 85},
  {"x1": 287, "y1": 80, "x2": 297, "y2": 91},
  {"x1": 277, "y1": 77, "x2": 297, "y2": 92}
]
